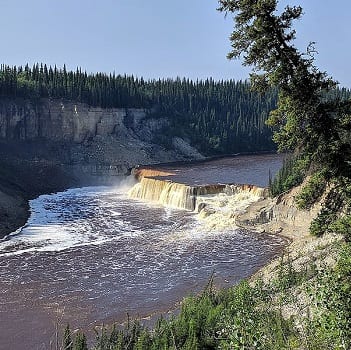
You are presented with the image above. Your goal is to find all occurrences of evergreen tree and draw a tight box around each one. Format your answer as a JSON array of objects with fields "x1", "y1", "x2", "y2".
[
  {"x1": 73, "y1": 332, "x2": 88, "y2": 350},
  {"x1": 63, "y1": 324, "x2": 73, "y2": 350},
  {"x1": 218, "y1": 0, "x2": 351, "y2": 237},
  {"x1": 218, "y1": 0, "x2": 351, "y2": 177}
]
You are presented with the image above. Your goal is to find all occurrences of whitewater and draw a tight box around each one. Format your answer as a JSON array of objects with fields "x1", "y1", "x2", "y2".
[{"x1": 0, "y1": 154, "x2": 286, "y2": 350}]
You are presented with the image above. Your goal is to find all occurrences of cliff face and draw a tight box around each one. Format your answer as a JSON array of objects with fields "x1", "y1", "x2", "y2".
[
  {"x1": 0, "y1": 98, "x2": 203, "y2": 172},
  {"x1": 0, "y1": 99, "x2": 162, "y2": 144},
  {"x1": 0, "y1": 97, "x2": 204, "y2": 238}
]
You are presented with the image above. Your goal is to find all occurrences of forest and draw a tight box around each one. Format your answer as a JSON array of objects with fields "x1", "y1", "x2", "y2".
[
  {"x1": 51, "y1": 0, "x2": 351, "y2": 348},
  {"x1": 0, "y1": 63, "x2": 278, "y2": 155},
  {"x1": 1, "y1": 64, "x2": 349, "y2": 157},
  {"x1": 2, "y1": 0, "x2": 351, "y2": 347}
]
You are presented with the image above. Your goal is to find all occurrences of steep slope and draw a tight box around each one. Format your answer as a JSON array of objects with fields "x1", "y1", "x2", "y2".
[
  {"x1": 0, "y1": 97, "x2": 204, "y2": 170},
  {"x1": 0, "y1": 97, "x2": 205, "y2": 238}
]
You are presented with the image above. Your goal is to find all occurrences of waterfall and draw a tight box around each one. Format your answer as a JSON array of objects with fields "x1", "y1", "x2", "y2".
[
  {"x1": 128, "y1": 177, "x2": 197, "y2": 210},
  {"x1": 195, "y1": 185, "x2": 265, "y2": 230},
  {"x1": 128, "y1": 169, "x2": 268, "y2": 214}
]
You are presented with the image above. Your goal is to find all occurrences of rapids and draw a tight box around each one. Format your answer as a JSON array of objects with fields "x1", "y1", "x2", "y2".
[{"x1": 0, "y1": 153, "x2": 286, "y2": 350}]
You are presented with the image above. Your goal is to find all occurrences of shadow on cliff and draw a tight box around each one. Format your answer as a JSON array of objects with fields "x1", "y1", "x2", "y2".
[{"x1": 0, "y1": 143, "x2": 79, "y2": 238}]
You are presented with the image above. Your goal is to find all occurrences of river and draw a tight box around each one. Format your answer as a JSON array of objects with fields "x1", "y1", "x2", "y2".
[{"x1": 0, "y1": 154, "x2": 286, "y2": 350}]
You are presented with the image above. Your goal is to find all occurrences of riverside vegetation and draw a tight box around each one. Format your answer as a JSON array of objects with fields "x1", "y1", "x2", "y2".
[
  {"x1": 3, "y1": 0, "x2": 351, "y2": 349},
  {"x1": 62, "y1": 239, "x2": 351, "y2": 349},
  {"x1": 61, "y1": 1, "x2": 351, "y2": 349}
]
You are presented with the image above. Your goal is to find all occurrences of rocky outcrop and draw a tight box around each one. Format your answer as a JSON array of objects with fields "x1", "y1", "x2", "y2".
[{"x1": 236, "y1": 179, "x2": 323, "y2": 239}]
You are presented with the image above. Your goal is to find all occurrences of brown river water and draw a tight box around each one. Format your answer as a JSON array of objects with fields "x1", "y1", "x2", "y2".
[{"x1": 0, "y1": 154, "x2": 287, "y2": 349}]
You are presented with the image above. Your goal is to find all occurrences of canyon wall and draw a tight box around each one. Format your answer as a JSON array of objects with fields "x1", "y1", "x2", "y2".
[
  {"x1": 0, "y1": 98, "x2": 204, "y2": 175},
  {"x1": 0, "y1": 97, "x2": 204, "y2": 238}
]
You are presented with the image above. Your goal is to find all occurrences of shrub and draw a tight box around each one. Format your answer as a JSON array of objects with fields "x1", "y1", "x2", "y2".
[
  {"x1": 269, "y1": 155, "x2": 310, "y2": 197},
  {"x1": 295, "y1": 170, "x2": 327, "y2": 210}
]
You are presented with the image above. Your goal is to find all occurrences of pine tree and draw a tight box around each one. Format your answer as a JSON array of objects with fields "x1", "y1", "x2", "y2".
[
  {"x1": 73, "y1": 332, "x2": 88, "y2": 350},
  {"x1": 63, "y1": 324, "x2": 73, "y2": 350},
  {"x1": 218, "y1": 0, "x2": 351, "y2": 177}
]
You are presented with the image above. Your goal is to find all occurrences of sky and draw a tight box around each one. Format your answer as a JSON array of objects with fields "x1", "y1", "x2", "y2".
[{"x1": 2, "y1": 0, "x2": 351, "y2": 87}]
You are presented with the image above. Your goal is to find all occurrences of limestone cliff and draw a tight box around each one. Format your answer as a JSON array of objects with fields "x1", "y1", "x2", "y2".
[
  {"x1": 0, "y1": 97, "x2": 204, "y2": 238},
  {"x1": 0, "y1": 98, "x2": 204, "y2": 173}
]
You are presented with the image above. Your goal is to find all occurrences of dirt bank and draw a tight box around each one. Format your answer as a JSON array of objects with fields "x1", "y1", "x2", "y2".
[{"x1": 236, "y1": 182, "x2": 342, "y2": 292}]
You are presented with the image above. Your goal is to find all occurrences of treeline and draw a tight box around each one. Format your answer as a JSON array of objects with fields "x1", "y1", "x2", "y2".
[
  {"x1": 0, "y1": 63, "x2": 277, "y2": 155},
  {"x1": 149, "y1": 78, "x2": 277, "y2": 154},
  {"x1": 0, "y1": 64, "x2": 147, "y2": 108}
]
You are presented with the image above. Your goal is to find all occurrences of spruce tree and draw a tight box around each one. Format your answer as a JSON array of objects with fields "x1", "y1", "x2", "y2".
[
  {"x1": 73, "y1": 332, "x2": 88, "y2": 350},
  {"x1": 63, "y1": 324, "x2": 73, "y2": 350},
  {"x1": 218, "y1": 0, "x2": 351, "y2": 177}
]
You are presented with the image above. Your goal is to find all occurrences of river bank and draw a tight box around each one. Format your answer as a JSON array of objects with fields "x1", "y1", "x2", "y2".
[
  {"x1": 235, "y1": 181, "x2": 343, "y2": 321},
  {"x1": 0, "y1": 158, "x2": 79, "y2": 239}
]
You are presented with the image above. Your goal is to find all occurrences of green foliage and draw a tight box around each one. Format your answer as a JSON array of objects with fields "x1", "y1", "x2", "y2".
[
  {"x1": 310, "y1": 207, "x2": 336, "y2": 237},
  {"x1": 94, "y1": 327, "x2": 110, "y2": 350},
  {"x1": 171, "y1": 291, "x2": 223, "y2": 349},
  {"x1": 310, "y1": 177, "x2": 351, "y2": 237},
  {"x1": 295, "y1": 170, "x2": 327, "y2": 209},
  {"x1": 151, "y1": 79, "x2": 277, "y2": 155},
  {"x1": 330, "y1": 215, "x2": 351, "y2": 241},
  {"x1": 269, "y1": 155, "x2": 309, "y2": 196},
  {"x1": 220, "y1": 243, "x2": 351, "y2": 349},
  {"x1": 73, "y1": 332, "x2": 88, "y2": 350},
  {"x1": 306, "y1": 244, "x2": 351, "y2": 349},
  {"x1": 63, "y1": 324, "x2": 73, "y2": 350},
  {"x1": 0, "y1": 64, "x2": 277, "y2": 156},
  {"x1": 219, "y1": 0, "x2": 351, "y2": 196}
]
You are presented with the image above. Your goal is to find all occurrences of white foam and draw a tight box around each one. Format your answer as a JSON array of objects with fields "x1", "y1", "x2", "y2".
[
  {"x1": 0, "y1": 184, "x2": 139, "y2": 257},
  {"x1": 196, "y1": 191, "x2": 261, "y2": 231},
  {"x1": 0, "y1": 178, "x2": 261, "y2": 257}
]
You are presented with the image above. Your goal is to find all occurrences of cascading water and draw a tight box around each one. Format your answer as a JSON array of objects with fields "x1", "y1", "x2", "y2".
[
  {"x1": 128, "y1": 177, "x2": 197, "y2": 210},
  {"x1": 0, "y1": 154, "x2": 286, "y2": 350},
  {"x1": 128, "y1": 173, "x2": 268, "y2": 229},
  {"x1": 195, "y1": 185, "x2": 264, "y2": 230}
]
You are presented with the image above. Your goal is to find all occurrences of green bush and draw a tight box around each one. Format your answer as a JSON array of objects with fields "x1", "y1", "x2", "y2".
[
  {"x1": 269, "y1": 155, "x2": 310, "y2": 197},
  {"x1": 295, "y1": 170, "x2": 327, "y2": 210},
  {"x1": 329, "y1": 214, "x2": 351, "y2": 241},
  {"x1": 307, "y1": 244, "x2": 351, "y2": 349},
  {"x1": 310, "y1": 177, "x2": 351, "y2": 237}
]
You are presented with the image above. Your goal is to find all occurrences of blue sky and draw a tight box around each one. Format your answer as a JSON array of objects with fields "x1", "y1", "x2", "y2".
[{"x1": 2, "y1": 0, "x2": 351, "y2": 87}]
